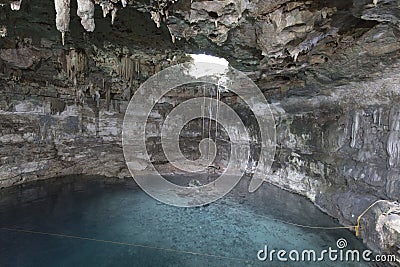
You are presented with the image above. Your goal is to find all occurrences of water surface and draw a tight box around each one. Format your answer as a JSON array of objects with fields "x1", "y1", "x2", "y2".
[{"x1": 0, "y1": 176, "x2": 370, "y2": 266}]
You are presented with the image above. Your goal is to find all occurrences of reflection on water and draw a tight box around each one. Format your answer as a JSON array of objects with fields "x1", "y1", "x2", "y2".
[{"x1": 0, "y1": 176, "x2": 370, "y2": 267}]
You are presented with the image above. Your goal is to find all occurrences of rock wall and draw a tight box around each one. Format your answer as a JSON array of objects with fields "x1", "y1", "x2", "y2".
[{"x1": 265, "y1": 75, "x2": 400, "y2": 260}]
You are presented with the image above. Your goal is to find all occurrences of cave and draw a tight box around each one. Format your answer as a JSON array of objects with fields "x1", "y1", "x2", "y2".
[{"x1": 0, "y1": 0, "x2": 399, "y2": 266}]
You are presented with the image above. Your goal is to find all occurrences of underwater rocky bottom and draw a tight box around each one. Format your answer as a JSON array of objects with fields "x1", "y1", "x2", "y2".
[{"x1": 0, "y1": 175, "x2": 373, "y2": 267}]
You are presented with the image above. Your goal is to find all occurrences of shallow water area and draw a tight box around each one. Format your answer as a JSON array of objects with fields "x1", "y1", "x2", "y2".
[{"x1": 0, "y1": 175, "x2": 371, "y2": 267}]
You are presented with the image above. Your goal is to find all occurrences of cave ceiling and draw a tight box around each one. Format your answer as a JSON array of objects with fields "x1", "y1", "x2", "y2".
[{"x1": 0, "y1": 0, "x2": 400, "y2": 100}]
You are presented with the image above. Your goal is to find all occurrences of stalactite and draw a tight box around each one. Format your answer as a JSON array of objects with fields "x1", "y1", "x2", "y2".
[
  {"x1": 77, "y1": 0, "x2": 95, "y2": 32},
  {"x1": 88, "y1": 81, "x2": 100, "y2": 107},
  {"x1": 51, "y1": 0, "x2": 178, "y2": 43},
  {"x1": 350, "y1": 111, "x2": 361, "y2": 148},
  {"x1": 54, "y1": 0, "x2": 70, "y2": 45},
  {"x1": 289, "y1": 28, "x2": 338, "y2": 62},
  {"x1": 389, "y1": 107, "x2": 400, "y2": 131},
  {"x1": 99, "y1": 1, "x2": 117, "y2": 25},
  {"x1": 387, "y1": 131, "x2": 400, "y2": 168},
  {"x1": 289, "y1": 33, "x2": 324, "y2": 62},
  {"x1": 10, "y1": 0, "x2": 21, "y2": 10},
  {"x1": 75, "y1": 86, "x2": 85, "y2": 106},
  {"x1": 89, "y1": 81, "x2": 96, "y2": 99},
  {"x1": 150, "y1": 0, "x2": 175, "y2": 29},
  {"x1": 95, "y1": 90, "x2": 101, "y2": 107},
  {"x1": 78, "y1": 105, "x2": 83, "y2": 133},
  {"x1": 373, "y1": 107, "x2": 383, "y2": 126},
  {"x1": 54, "y1": 0, "x2": 180, "y2": 44},
  {"x1": 100, "y1": 1, "x2": 113, "y2": 18},
  {"x1": 150, "y1": 11, "x2": 161, "y2": 28},
  {"x1": 118, "y1": 56, "x2": 135, "y2": 82},
  {"x1": 373, "y1": 109, "x2": 378, "y2": 124},
  {"x1": 111, "y1": 7, "x2": 117, "y2": 25},
  {"x1": 166, "y1": 25, "x2": 176, "y2": 43},
  {"x1": 387, "y1": 107, "x2": 400, "y2": 168},
  {"x1": 40, "y1": 121, "x2": 47, "y2": 141},
  {"x1": 378, "y1": 107, "x2": 383, "y2": 126},
  {"x1": 105, "y1": 79, "x2": 111, "y2": 111},
  {"x1": 65, "y1": 49, "x2": 87, "y2": 81},
  {"x1": 135, "y1": 59, "x2": 140, "y2": 75}
]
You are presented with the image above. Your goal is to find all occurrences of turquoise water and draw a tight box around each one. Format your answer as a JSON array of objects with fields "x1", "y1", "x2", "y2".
[{"x1": 0, "y1": 176, "x2": 370, "y2": 266}]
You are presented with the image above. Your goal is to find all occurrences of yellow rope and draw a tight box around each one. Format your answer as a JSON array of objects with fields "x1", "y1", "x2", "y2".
[
  {"x1": 355, "y1": 199, "x2": 392, "y2": 237},
  {"x1": 214, "y1": 203, "x2": 356, "y2": 230},
  {"x1": 268, "y1": 218, "x2": 356, "y2": 230},
  {"x1": 0, "y1": 227, "x2": 251, "y2": 263},
  {"x1": 216, "y1": 198, "x2": 396, "y2": 234}
]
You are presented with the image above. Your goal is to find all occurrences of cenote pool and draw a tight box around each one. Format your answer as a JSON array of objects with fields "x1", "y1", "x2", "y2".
[{"x1": 0, "y1": 176, "x2": 371, "y2": 267}]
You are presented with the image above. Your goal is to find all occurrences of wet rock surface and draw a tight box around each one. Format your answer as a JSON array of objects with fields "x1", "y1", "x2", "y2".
[{"x1": 0, "y1": 0, "x2": 399, "y2": 262}]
